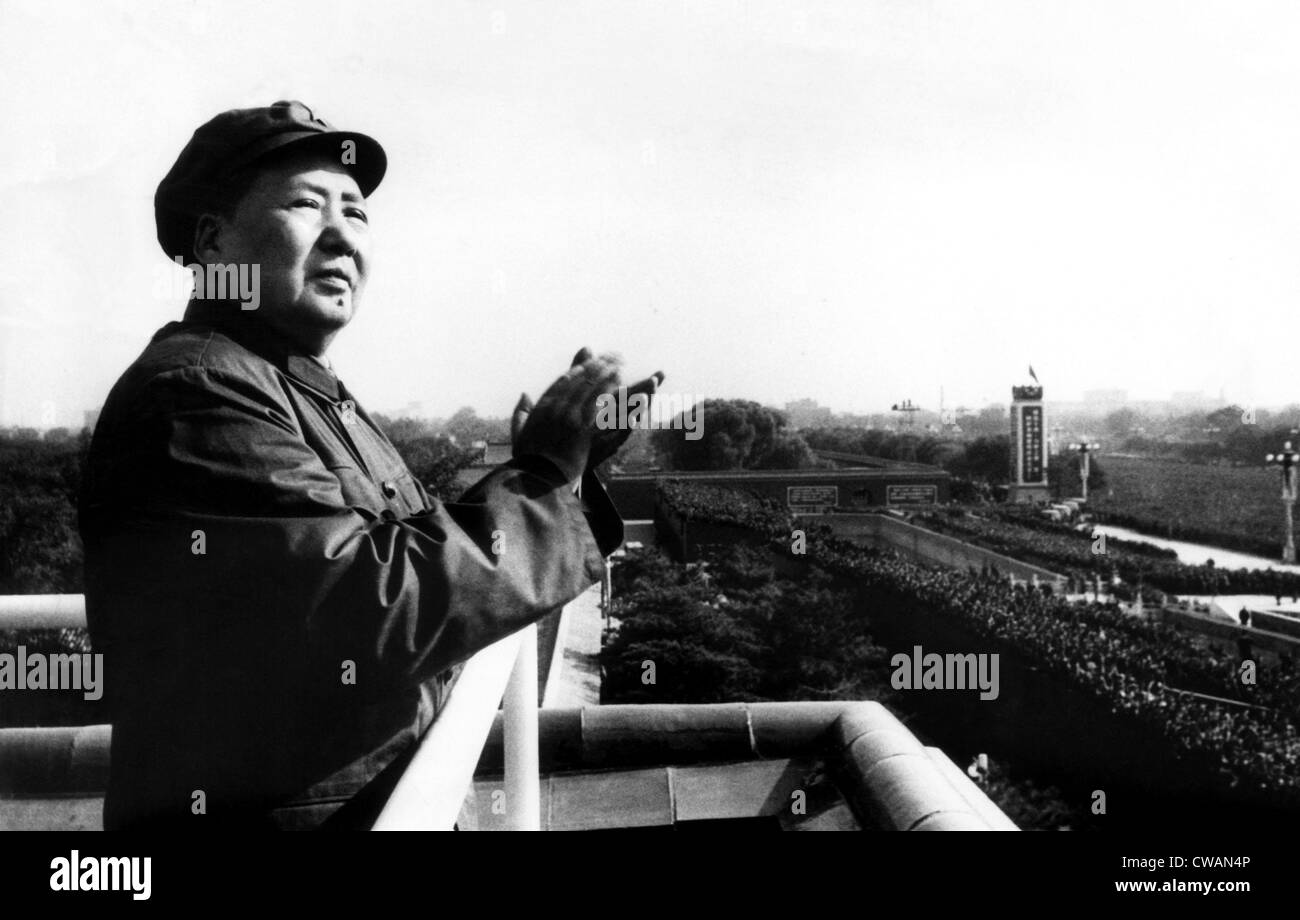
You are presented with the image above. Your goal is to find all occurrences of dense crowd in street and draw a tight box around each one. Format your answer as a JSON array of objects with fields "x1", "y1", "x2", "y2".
[
  {"x1": 658, "y1": 481, "x2": 1300, "y2": 804},
  {"x1": 917, "y1": 508, "x2": 1300, "y2": 598}
]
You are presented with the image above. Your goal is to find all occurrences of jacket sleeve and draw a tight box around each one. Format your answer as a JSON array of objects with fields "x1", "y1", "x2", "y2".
[{"x1": 81, "y1": 363, "x2": 622, "y2": 697}]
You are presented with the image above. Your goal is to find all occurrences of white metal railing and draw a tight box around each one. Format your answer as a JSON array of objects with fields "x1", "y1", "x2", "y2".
[
  {"x1": 0, "y1": 593, "x2": 542, "y2": 831},
  {"x1": 372, "y1": 623, "x2": 539, "y2": 830},
  {"x1": 0, "y1": 594, "x2": 87, "y2": 630}
]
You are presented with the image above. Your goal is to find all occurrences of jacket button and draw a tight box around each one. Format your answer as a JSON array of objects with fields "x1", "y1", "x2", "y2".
[{"x1": 382, "y1": 481, "x2": 398, "y2": 498}]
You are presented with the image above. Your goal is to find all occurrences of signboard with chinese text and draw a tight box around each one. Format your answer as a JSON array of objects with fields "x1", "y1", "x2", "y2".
[
  {"x1": 1021, "y1": 405, "x2": 1044, "y2": 483},
  {"x1": 886, "y1": 484, "x2": 938, "y2": 506},
  {"x1": 787, "y1": 485, "x2": 838, "y2": 511}
]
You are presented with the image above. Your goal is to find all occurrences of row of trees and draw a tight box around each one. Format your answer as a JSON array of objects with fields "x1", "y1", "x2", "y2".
[
  {"x1": 800, "y1": 427, "x2": 962, "y2": 467},
  {"x1": 0, "y1": 433, "x2": 87, "y2": 595},
  {"x1": 1102, "y1": 404, "x2": 1300, "y2": 466},
  {"x1": 371, "y1": 407, "x2": 510, "y2": 450},
  {"x1": 0, "y1": 418, "x2": 485, "y2": 597},
  {"x1": 642, "y1": 400, "x2": 1019, "y2": 481}
]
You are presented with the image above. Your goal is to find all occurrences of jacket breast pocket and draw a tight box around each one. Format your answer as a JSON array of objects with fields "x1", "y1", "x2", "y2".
[
  {"x1": 329, "y1": 464, "x2": 385, "y2": 515},
  {"x1": 389, "y1": 469, "x2": 428, "y2": 516}
]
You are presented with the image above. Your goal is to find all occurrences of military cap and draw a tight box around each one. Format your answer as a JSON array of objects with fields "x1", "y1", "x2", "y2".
[{"x1": 155, "y1": 100, "x2": 386, "y2": 264}]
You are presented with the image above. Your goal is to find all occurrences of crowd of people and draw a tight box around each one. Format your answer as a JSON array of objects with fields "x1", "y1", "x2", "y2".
[
  {"x1": 916, "y1": 507, "x2": 1300, "y2": 599},
  {"x1": 657, "y1": 481, "x2": 1300, "y2": 805}
]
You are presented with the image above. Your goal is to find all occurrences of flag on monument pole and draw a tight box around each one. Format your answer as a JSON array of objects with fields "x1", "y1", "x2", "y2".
[{"x1": 1028, "y1": 365, "x2": 1040, "y2": 384}]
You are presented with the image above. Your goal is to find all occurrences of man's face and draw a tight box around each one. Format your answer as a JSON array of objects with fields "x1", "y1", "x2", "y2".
[{"x1": 199, "y1": 152, "x2": 371, "y2": 354}]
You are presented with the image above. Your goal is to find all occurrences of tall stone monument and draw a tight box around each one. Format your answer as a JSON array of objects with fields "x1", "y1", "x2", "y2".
[{"x1": 1009, "y1": 385, "x2": 1049, "y2": 503}]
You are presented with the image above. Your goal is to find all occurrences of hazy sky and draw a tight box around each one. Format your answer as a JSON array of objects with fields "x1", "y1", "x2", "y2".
[{"x1": 4, "y1": 0, "x2": 1300, "y2": 427}]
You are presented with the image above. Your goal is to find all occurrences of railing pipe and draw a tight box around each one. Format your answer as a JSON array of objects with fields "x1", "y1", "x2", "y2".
[
  {"x1": 0, "y1": 594, "x2": 87, "y2": 630},
  {"x1": 503, "y1": 623, "x2": 540, "y2": 830},
  {"x1": 371, "y1": 626, "x2": 530, "y2": 831}
]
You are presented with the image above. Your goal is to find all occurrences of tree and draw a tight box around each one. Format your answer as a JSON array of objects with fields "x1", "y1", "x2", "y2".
[
  {"x1": 955, "y1": 406, "x2": 1007, "y2": 440},
  {"x1": 653, "y1": 399, "x2": 816, "y2": 471},
  {"x1": 601, "y1": 578, "x2": 765, "y2": 703},
  {"x1": 442, "y1": 407, "x2": 510, "y2": 446},
  {"x1": 602, "y1": 544, "x2": 895, "y2": 707},
  {"x1": 946, "y1": 435, "x2": 1012, "y2": 485},
  {"x1": 443, "y1": 407, "x2": 489, "y2": 445},
  {"x1": 0, "y1": 436, "x2": 86, "y2": 594},
  {"x1": 762, "y1": 432, "x2": 817, "y2": 470},
  {"x1": 802, "y1": 427, "x2": 870, "y2": 456},
  {"x1": 1104, "y1": 407, "x2": 1139, "y2": 438},
  {"x1": 1205, "y1": 405, "x2": 1246, "y2": 435},
  {"x1": 917, "y1": 436, "x2": 962, "y2": 468},
  {"x1": 783, "y1": 398, "x2": 834, "y2": 429}
]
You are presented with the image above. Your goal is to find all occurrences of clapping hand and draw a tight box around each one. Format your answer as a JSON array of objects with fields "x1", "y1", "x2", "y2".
[{"x1": 511, "y1": 348, "x2": 663, "y2": 486}]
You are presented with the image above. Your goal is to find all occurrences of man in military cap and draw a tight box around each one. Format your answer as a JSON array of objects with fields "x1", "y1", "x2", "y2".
[{"x1": 80, "y1": 101, "x2": 645, "y2": 829}]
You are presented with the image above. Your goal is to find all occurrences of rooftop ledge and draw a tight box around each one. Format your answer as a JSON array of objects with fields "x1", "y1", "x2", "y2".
[
  {"x1": 0, "y1": 593, "x2": 1016, "y2": 831},
  {"x1": 0, "y1": 702, "x2": 1016, "y2": 831}
]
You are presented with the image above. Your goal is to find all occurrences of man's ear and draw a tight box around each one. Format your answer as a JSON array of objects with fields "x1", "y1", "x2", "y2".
[{"x1": 192, "y1": 212, "x2": 226, "y2": 265}]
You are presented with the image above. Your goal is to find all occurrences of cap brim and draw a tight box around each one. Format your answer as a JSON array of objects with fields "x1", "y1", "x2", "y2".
[{"x1": 230, "y1": 130, "x2": 387, "y2": 197}]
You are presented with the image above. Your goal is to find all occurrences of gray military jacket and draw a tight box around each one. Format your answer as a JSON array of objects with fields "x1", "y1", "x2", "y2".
[{"x1": 79, "y1": 299, "x2": 622, "y2": 829}]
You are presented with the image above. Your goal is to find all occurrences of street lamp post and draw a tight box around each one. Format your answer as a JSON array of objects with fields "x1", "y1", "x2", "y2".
[
  {"x1": 1265, "y1": 441, "x2": 1300, "y2": 564},
  {"x1": 891, "y1": 399, "x2": 920, "y2": 431},
  {"x1": 1069, "y1": 441, "x2": 1101, "y2": 501}
]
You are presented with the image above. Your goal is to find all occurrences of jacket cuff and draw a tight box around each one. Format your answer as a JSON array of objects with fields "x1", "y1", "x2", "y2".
[
  {"x1": 506, "y1": 454, "x2": 624, "y2": 557},
  {"x1": 505, "y1": 453, "x2": 572, "y2": 489},
  {"x1": 577, "y1": 467, "x2": 625, "y2": 557}
]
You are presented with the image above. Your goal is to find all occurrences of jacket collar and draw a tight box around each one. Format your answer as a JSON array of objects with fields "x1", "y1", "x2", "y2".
[{"x1": 179, "y1": 298, "x2": 342, "y2": 400}]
